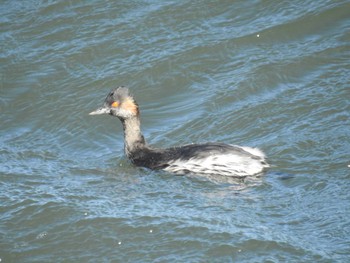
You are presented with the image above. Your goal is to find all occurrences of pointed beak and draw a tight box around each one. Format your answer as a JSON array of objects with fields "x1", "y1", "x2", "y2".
[{"x1": 89, "y1": 107, "x2": 110, "y2": 115}]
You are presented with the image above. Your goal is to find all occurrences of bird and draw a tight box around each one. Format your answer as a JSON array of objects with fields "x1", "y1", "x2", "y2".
[{"x1": 89, "y1": 87, "x2": 269, "y2": 178}]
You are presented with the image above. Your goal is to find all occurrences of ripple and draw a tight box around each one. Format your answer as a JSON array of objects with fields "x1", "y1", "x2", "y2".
[{"x1": 1, "y1": 0, "x2": 349, "y2": 262}]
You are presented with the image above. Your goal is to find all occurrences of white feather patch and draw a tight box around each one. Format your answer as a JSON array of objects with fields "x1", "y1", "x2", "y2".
[{"x1": 164, "y1": 147, "x2": 268, "y2": 177}]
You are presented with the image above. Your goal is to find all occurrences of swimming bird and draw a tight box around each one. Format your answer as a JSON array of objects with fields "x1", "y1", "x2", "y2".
[{"x1": 89, "y1": 87, "x2": 269, "y2": 178}]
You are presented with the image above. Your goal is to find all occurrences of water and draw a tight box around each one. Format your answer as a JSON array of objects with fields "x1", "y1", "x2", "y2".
[{"x1": 1, "y1": 0, "x2": 349, "y2": 262}]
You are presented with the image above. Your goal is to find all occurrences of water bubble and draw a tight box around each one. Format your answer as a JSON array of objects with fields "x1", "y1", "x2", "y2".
[{"x1": 36, "y1": 231, "x2": 48, "y2": 239}]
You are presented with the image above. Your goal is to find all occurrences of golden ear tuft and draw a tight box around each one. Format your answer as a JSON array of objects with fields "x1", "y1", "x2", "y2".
[
  {"x1": 123, "y1": 98, "x2": 139, "y2": 115},
  {"x1": 111, "y1": 101, "x2": 119, "y2": 108}
]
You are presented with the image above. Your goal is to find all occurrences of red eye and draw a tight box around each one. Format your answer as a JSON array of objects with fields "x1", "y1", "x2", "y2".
[{"x1": 111, "y1": 101, "x2": 119, "y2": 107}]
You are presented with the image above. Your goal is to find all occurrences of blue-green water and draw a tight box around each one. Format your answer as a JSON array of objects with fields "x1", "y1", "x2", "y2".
[{"x1": 1, "y1": 1, "x2": 349, "y2": 262}]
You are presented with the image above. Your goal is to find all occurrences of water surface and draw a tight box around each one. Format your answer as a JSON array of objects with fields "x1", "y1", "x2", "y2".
[{"x1": 1, "y1": 1, "x2": 349, "y2": 262}]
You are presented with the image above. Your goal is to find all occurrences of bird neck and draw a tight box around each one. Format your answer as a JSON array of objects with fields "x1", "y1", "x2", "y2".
[{"x1": 120, "y1": 115, "x2": 146, "y2": 157}]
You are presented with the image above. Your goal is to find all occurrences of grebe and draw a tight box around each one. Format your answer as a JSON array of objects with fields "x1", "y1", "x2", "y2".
[{"x1": 89, "y1": 87, "x2": 269, "y2": 178}]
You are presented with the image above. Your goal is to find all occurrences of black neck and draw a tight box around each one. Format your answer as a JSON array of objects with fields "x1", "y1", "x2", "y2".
[{"x1": 120, "y1": 116, "x2": 146, "y2": 157}]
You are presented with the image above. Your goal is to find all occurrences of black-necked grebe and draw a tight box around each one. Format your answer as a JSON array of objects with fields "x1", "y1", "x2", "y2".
[{"x1": 89, "y1": 87, "x2": 269, "y2": 178}]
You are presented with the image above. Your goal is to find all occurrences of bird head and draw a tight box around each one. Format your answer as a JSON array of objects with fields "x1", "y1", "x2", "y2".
[{"x1": 89, "y1": 87, "x2": 139, "y2": 120}]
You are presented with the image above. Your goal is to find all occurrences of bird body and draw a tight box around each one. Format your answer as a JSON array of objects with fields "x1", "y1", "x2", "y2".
[{"x1": 90, "y1": 87, "x2": 269, "y2": 178}]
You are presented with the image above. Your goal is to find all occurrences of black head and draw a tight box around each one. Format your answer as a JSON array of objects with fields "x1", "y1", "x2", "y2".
[{"x1": 89, "y1": 87, "x2": 139, "y2": 119}]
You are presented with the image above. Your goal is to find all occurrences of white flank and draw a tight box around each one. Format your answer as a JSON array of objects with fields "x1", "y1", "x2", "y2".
[
  {"x1": 234, "y1": 145, "x2": 266, "y2": 158},
  {"x1": 164, "y1": 147, "x2": 268, "y2": 177}
]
